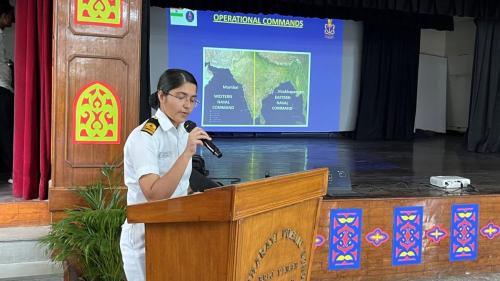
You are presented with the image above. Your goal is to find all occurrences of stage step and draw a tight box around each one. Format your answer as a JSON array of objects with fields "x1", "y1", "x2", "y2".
[
  {"x1": 0, "y1": 226, "x2": 63, "y2": 280},
  {"x1": 0, "y1": 274, "x2": 63, "y2": 281},
  {"x1": 415, "y1": 273, "x2": 500, "y2": 280}
]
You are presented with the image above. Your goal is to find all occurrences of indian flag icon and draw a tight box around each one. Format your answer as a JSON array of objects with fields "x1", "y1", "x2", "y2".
[{"x1": 170, "y1": 8, "x2": 197, "y2": 26}]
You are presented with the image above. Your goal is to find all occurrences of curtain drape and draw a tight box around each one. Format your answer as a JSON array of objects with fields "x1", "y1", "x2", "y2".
[
  {"x1": 355, "y1": 21, "x2": 421, "y2": 140},
  {"x1": 12, "y1": 0, "x2": 52, "y2": 200},
  {"x1": 150, "y1": 0, "x2": 500, "y2": 20},
  {"x1": 151, "y1": 0, "x2": 468, "y2": 29},
  {"x1": 466, "y1": 19, "x2": 500, "y2": 152},
  {"x1": 140, "y1": 0, "x2": 151, "y2": 124}
]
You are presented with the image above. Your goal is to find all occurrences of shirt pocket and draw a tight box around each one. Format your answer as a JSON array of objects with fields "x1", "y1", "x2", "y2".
[{"x1": 158, "y1": 151, "x2": 175, "y2": 175}]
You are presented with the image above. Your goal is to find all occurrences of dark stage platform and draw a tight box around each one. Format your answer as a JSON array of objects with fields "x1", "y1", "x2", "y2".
[
  {"x1": 1, "y1": 134, "x2": 498, "y2": 202},
  {"x1": 200, "y1": 134, "x2": 500, "y2": 198}
]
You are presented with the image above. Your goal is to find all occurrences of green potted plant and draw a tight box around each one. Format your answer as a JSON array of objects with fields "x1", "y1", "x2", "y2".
[{"x1": 40, "y1": 166, "x2": 126, "y2": 281}]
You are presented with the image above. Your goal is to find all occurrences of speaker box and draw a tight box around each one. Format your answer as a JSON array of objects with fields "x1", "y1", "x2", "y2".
[{"x1": 326, "y1": 166, "x2": 356, "y2": 196}]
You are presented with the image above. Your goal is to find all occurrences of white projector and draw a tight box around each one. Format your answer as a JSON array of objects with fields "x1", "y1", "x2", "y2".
[{"x1": 430, "y1": 176, "x2": 470, "y2": 188}]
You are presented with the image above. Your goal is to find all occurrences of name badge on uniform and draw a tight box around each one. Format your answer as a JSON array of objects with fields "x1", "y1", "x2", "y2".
[{"x1": 159, "y1": 152, "x2": 170, "y2": 158}]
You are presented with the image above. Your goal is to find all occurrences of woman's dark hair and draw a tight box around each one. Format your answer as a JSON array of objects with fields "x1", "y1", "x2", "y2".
[{"x1": 149, "y1": 69, "x2": 197, "y2": 110}]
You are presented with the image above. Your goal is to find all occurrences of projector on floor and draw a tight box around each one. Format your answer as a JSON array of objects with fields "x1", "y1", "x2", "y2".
[{"x1": 430, "y1": 176, "x2": 470, "y2": 188}]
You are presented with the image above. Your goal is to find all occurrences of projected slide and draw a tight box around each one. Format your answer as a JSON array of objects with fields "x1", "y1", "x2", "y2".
[
  {"x1": 167, "y1": 9, "x2": 344, "y2": 132},
  {"x1": 203, "y1": 48, "x2": 310, "y2": 127}
]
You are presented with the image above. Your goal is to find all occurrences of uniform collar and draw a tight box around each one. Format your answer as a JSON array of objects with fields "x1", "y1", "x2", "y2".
[{"x1": 155, "y1": 109, "x2": 187, "y2": 134}]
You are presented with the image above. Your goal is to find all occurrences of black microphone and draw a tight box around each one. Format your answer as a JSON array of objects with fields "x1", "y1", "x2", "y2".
[{"x1": 184, "y1": 120, "x2": 222, "y2": 158}]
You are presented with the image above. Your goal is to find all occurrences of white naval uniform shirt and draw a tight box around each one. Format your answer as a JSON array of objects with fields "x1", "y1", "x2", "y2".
[{"x1": 120, "y1": 109, "x2": 191, "y2": 281}]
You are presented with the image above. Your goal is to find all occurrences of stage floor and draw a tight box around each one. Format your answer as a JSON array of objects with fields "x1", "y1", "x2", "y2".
[
  {"x1": 200, "y1": 134, "x2": 500, "y2": 198},
  {"x1": 1, "y1": 134, "x2": 500, "y2": 202}
]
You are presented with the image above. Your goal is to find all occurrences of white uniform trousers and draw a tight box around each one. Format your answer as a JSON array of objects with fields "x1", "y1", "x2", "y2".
[{"x1": 120, "y1": 223, "x2": 146, "y2": 281}]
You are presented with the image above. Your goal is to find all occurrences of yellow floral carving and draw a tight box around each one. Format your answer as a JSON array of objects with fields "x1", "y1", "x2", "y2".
[
  {"x1": 75, "y1": 0, "x2": 122, "y2": 26},
  {"x1": 74, "y1": 81, "x2": 121, "y2": 144}
]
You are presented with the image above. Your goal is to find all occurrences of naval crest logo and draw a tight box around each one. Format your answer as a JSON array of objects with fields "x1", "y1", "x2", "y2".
[{"x1": 324, "y1": 19, "x2": 335, "y2": 39}]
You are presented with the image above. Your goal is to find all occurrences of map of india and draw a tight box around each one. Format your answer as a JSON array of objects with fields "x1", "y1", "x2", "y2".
[{"x1": 202, "y1": 47, "x2": 311, "y2": 126}]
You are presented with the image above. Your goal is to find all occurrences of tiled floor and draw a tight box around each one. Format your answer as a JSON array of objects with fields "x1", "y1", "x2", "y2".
[{"x1": 0, "y1": 181, "x2": 18, "y2": 203}]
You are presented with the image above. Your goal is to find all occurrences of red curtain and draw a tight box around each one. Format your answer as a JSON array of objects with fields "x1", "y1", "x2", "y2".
[{"x1": 13, "y1": 0, "x2": 52, "y2": 200}]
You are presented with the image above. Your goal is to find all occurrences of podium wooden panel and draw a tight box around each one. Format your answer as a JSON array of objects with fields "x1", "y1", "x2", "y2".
[{"x1": 127, "y1": 168, "x2": 328, "y2": 281}]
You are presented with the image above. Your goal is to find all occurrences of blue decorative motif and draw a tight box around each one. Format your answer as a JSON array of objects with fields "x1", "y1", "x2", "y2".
[
  {"x1": 450, "y1": 204, "x2": 479, "y2": 262},
  {"x1": 392, "y1": 206, "x2": 423, "y2": 266},
  {"x1": 328, "y1": 208, "x2": 362, "y2": 270}
]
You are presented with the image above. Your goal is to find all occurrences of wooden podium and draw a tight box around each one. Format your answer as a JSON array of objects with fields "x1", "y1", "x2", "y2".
[{"x1": 127, "y1": 168, "x2": 328, "y2": 281}]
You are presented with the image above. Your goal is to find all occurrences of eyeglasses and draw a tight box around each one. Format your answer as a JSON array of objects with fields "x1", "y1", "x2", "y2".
[{"x1": 166, "y1": 92, "x2": 200, "y2": 107}]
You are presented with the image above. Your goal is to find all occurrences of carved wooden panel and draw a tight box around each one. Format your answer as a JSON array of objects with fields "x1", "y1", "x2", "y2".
[
  {"x1": 51, "y1": 0, "x2": 141, "y2": 195},
  {"x1": 65, "y1": 56, "x2": 127, "y2": 166},
  {"x1": 73, "y1": 80, "x2": 122, "y2": 144},
  {"x1": 69, "y1": 0, "x2": 130, "y2": 37}
]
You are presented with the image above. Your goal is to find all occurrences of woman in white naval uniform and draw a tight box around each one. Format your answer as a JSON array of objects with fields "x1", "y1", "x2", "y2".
[{"x1": 120, "y1": 69, "x2": 211, "y2": 281}]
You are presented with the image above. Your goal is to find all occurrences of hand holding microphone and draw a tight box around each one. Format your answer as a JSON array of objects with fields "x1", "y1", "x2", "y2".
[{"x1": 184, "y1": 120, "x2": 223, "y2": 158}]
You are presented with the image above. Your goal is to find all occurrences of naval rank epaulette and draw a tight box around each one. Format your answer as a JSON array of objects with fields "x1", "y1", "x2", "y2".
[{"x1": 141, "y1": 117, "x2": 160, "y2": 136}]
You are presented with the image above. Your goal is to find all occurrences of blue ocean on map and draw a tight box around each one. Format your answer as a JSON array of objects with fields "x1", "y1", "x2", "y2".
[{"x1": 203, "y1": 64, "x2": 253, "y2": 125}]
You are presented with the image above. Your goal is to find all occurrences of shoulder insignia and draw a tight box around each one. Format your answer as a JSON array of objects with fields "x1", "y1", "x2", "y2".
[{"x1": 141, "y1": 117, "x2": 160, "y2": 136}]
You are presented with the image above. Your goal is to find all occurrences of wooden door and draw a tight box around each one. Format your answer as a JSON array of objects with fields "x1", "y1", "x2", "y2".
[{"x1": 50, "y1": 0, "x2": 142, "y2": 214}]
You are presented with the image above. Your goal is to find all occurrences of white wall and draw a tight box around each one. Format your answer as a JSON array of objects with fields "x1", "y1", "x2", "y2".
[
  {"x1": 418, "y1": 18, "x2": 475, "y2": 133},
  {"x1": 149, "y1": 7, "x2": 167, "y2": 92},
  {"x1": 417, "y1": 30, "x2": 448, "y2": 132},
  {"x1": 4, "y1": 0, "x2": 15, "y2": 60},
  {"x1": 4, "y1": 26, "x2": 14, "y2": 60},
  {"x1": 445, "y1": 18, "x2": 475, "y2": 132},
  {"x1": 339, "y1": 21, "x2": 362, "y2": 131},
  {"x1": 414, "y1": 54, "x2": 447, "y2": 133},
  {"x1": 420, "y1": 29, "x2": 446, "y2": 57}
]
